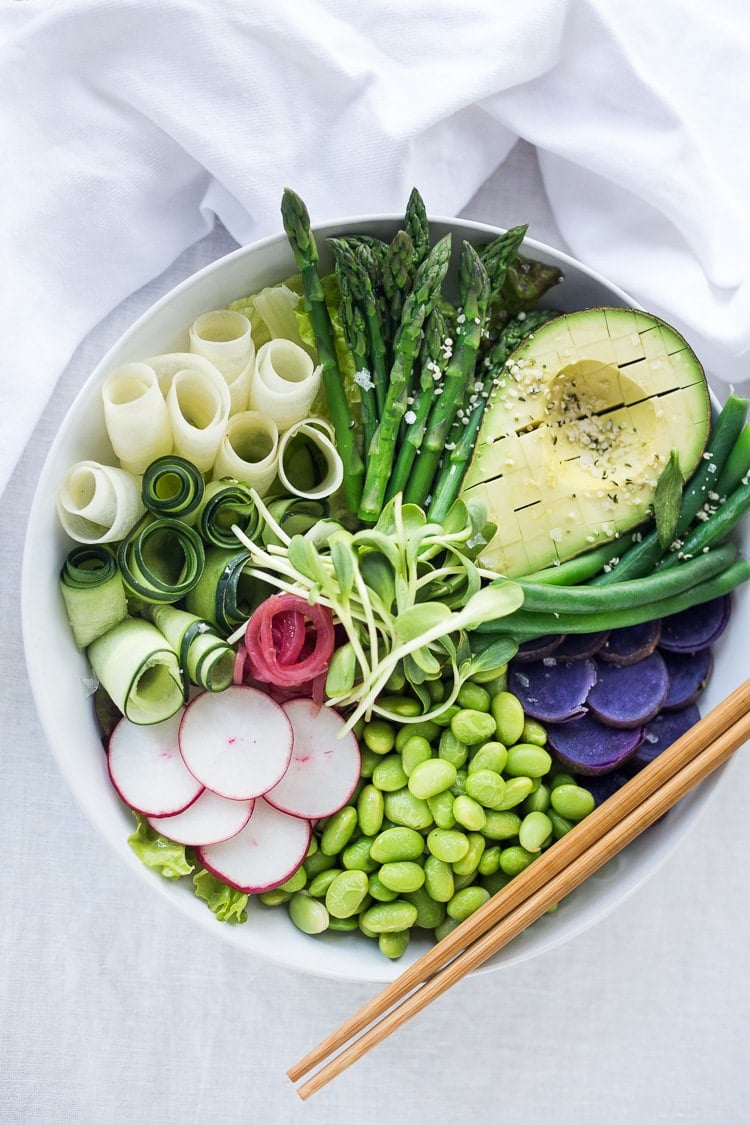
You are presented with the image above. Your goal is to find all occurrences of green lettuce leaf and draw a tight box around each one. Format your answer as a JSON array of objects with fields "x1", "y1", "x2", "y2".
[
  {"x1": 193, "y1": 869, "x2": 249, "y2": 924},
  {"x1": 127, "y1": 814, "x2": 194, "y2": 880}
]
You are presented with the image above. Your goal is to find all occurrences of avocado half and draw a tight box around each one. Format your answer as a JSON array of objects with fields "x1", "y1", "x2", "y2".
[{"x1": 461, "y1": 306, "x2": 710, "y2": 577}]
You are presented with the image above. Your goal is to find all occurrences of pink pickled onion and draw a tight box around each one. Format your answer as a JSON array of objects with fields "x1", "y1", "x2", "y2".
[{"x1": 244, "y1": 594, "x2": 335, "y2": 687}]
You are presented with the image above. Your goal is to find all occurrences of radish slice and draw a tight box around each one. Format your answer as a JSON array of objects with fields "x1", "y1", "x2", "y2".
[
  {"x1": 264, "y1": 698, "x2": 361, "y2": 819},
  {"x1": 178, "y1": 685, "x2": 293, "y2": 800},
  {"x1": 147, "y1": 789, "x2": 255, "y2": 846},
  {"x1": 108, "y1": 710, "x2": 203, "y2": 816},
  {"x1": 198, "y1": 797, "x2": 311, "y2": 892}
]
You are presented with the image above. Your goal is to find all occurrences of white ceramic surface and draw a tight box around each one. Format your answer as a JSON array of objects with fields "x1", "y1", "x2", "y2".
[{"x1": 21, "y1": 215, "x2": 740, "y2": 983}]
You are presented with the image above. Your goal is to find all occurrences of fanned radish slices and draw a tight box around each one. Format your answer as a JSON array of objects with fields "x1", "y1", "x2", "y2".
[
  {"x1": 147, "y1": 789, "x2": 255, "y2": 846},
  {"x1": 264, "y1": 698, "x2": 361, "y2": 819},
  {"x1": 178, "y1": 685, "x2": 293, "y2": 800},
  {"x1": 108, "y1": 711, "x2": 204, "y2": 817},
  {"x1": 198, "y1": 797, "x2": 311, "y2": 892}
]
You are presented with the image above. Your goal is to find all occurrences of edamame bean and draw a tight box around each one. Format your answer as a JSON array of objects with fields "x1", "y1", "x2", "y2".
[
  {"x1": 505, "y1": 743, "x2": 553, "y2": 778},
  {"x1": 494, "y1": 775, "x2": 535, "y2": 810},
  {"x1": 427, "y1": 827, "x2": 470, "y2": 864},
  {"x1": 491, "y1": 691, "x2": 525, "y2": 746},
  {"x1": 434, "y1": 916, "x2": 461, "y2": 942},
  {"x1": 361, "y1": 900, "x2": 418, "y2": 934},
  {"x1": 432, "y1": 704, "x2": 461, "y2": 728},
  {"x1": 452, "y1": 832, "x2": 485, "y2": 877},
  {"x1": 521, "y1": 717, "x2": 548, "y2": 746},
  {"x1": 258, "y1": 888, "x2": 291, "y2": 906},
  {"x1": 518, "y1": 811, "x2": 553, "y2": 853},
  {"x1": 550, "y1": 784, "x2": 596, "y2": 821},
  {"x1": 378, "y1": 861, "x2": 425, "y2": 894},
  {"x1": 308, "y1": 868, "x2": 343, "y2": 898},
  {"x1": 456, "y1": 682, "x2": 491, "y2": 712},
  {"x1": 451, "y1": 708, "x2": 497, "y2": 746},
  {"x1": 465, "y1": 768, "x2": 506, "y2": 809},
  {"x1": 303, "y1": 850, "x2": 337, "y2": 878},
  {"x1": 438, "y1": 729, "x2": 468, "y2": 769},
  {"x1": 372, "y1": 754, "x2": 409, "y2": 792},
  {"x1": 325, "y1": 869, "x2": 370, "y2": 919},
  {"x1": 499, "y1": 845, "x2": 535, "y2": 877},
  {"x1": 423, "y1": 855, "x2": 455, "y2": 902},
  {"x1": 377, "y1": 694, "x2": 422, "y2": 718},
  {"x1": 288, "y1": 891, "x2": 330, "y2": 934},
  {"x1": 523, "y1": 782, "x2": 551, "y2": 814},
  {"x1": 370, "y1": 826, "x2": 425, "y2": 864},
  {"x1": 452, "y1": 794, "x2": 487, "y2": 832},
  {"x1": 359, "y1": 747, "x2": 383, "y2": 779},
  {"x1": 480, "y1": 869, "x2": 511, "y2": 896},
  {"x1": 378, "y1": 930, "x2": 410, "y2": 959},
  {"x1": 450, "y1": 768, "x2": 468, "y2": 797},
  {"x1": 278, "y1": 866, "x2": 307, "y2": 893},
  {"x1": 404, "y1": 887, "x2": 446, "y2": 929},
  {"x1": 384, "y1": 788, "x2": 434, "y2": 830},
  {"x1": 483, "y1": 810, "x2": 522, "y2": 840},
  {"x1": 550, "y1": 770, "x2": 577, "y2": 789},
  {"x1": 357, "y1": 783, "x2": 385, "y2": 837},
  {"x1": 426, "y1": 678, "x2": 445, "y2": 703},
  {"x1": 548, "y1": 809, "x2": 575, "y2": 839},
  {"x1": 342, "y1": 835, "x2": 379, "y2": 872},
  {"x1": 408, "y1": 758, "x2": 457, "y2": 800},
  {"x1": 368, "y1": 872, "x2": 399, "y2": 903},
  {"x1": 447, "y1": 886, "x2": 490, "y2": 922},
  {"x1": 395, "y1": 720, "x2": 441, "y2": 750},
  {"x1": 400, "y1": 734, "x2": 433, "y2": 777},
  {"x1": 468, "y1": 741, "x2": 508, "y2": 775},
  {"x1": 320, "y1": 806, "x2": 359, "y2": 855},
  {"x1": 427, "y1": 790, "x2": 456, "y2": 829},
  {"x1": 327, "y1": 915, "x2": 359, "y2": 932},
  {"x1": 478, "y1": 844, "x2": 502, "y2": 876},
  {"x1": 362, "y1": 719, "x2": 396, "y2": 755}
]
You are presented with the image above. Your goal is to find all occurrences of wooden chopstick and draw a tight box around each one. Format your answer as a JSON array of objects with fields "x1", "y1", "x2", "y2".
[{"x1": 289, "y1": 676, "x2": 750, "y2": 1098}]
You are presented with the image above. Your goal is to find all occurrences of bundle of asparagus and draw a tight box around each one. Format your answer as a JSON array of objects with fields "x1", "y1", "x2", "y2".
[{"x1": 281, "y1": 187, "x2": 562, "y2": 523}]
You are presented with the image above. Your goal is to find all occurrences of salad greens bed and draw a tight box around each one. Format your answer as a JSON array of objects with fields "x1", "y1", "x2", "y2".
[{"x1": 55, "y1": 188, "x2": 750, "y2": 958}]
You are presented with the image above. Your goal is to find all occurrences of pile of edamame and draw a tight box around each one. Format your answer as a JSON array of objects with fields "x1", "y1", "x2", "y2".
[{"x1": 257, "y1": 678, "x2": 596, "y2": 959}]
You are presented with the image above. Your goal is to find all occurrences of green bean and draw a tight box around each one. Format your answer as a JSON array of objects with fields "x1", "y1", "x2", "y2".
[
  {"x1": 522, "y1": 535, "x2": 635, "y2": 585},
  {"x1": 378, "y1": 930, "x2": 411, "y2": 959},
  {"x1": 518, "y1": 810, "x2": 553, "y2": 853},
  {"x1": 372, "y1": 754, "x2": 409, "y2": 792},
  {"x1": 456, "y1": 682, "x2": 491, "y2": 712},
  {"x1": 408, "y1": 758, "x2": 457, "y2": 800},
  {"x1": 288, "y1": 891, "x2": 330, "y2": 934},
  {"x1": 360, "y1": 900, "x2": 419, "y2": 934},
  {"x1": 464, "y1": 768, "x2": 506, "y2": 809},
  {"x1": 320, "y1": 806, "x2": 359, "y2": 855},
  {"x1": 325, "y1": 869, "x2": 370, "y2": 918},
  {"x1": 499, "y1": 844, "x2": 535, "y2": 877},
  {"x1": 400, "y1": 734, "x2": 433, "y2": 776},
  {"x1": 369, "y1": 825, "x2": 425, "y2": 864},
  {"x1": 427, "y1": 790, "x2": 457, "y2": 829},
  {"x1": 451, "y1": 708, "x2": 497, "y2": 745},
  {"x1": 368, "y1": 872, "x2": 399, "y2": 902},
  {"x1": 483, "y1": 809, "x2": 522, "y2": 840},
  {"x1": 468, "y1": 741, "x2": 508, "y2": 775},
  {"x1": 438, "y1": 729, "x2": 469, "y2": 769},
  {"x1": 405, "y1": 887, "x2": 447, "y2": 929},
  {"x1": 715, "y1": 421, "x2": 750, "y2": 497},
  {"x1": 427, "y1": 827, "x2": 470, "y2": 864},
  {"x1": 505, "y1": 743, "x2": 552, "y2": 779},
  {"x1": 451, "y1": 831, "x2": 485, "y2": 876},
  {"x1": 447, "y1": 886, "x2": 490, "y2": 922},
  {"x1": 660, "y1": 484, "x2": 750, "y2": 568},
  {"x1": 378, "y1": 860, "x2": 425, "y2": 894},
  {"x1": 423, "y1": 855, "x2": 455, "y2": 902},
  {"x1": 452, "y1": 794, "x2": 487, "y2": 832},
  {"x1": 341, "y1": 835, "x2": 379, "y2": 872},
  {"x1": 550, "y1": 783, "x2": 596, "y2": 821},
  {"x1": 357, "y1": 783, "x2": 385, "y2": 837},
  {"x1": 491, "y1": 691, "x2": 525, "y2": 746},
  {"x1": 308, "y1": 868, "x2": 343, "y2": 898},
  {"x1": 384, "y1": 788, "x2": 434, "y2": 830}
]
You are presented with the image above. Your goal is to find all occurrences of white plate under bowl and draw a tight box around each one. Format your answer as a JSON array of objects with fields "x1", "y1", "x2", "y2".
[{"x1": 22, "y1": 214, "x2": 741, "y2": 982}]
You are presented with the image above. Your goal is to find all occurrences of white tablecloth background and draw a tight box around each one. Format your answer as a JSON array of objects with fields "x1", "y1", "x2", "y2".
[{"x1": 3, "y1": 140, "x2": 749, "y2": 1124}]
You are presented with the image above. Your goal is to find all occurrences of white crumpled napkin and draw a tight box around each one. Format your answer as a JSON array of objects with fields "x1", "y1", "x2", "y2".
[{"x1": 2, "y1": 0, "x2": 749, "y2": 494}]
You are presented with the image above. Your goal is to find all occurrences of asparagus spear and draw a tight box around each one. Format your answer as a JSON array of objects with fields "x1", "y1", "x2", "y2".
[
  {"x1": 358, "y1": 233, "x2": 453, "y2": 523},
  {"x1": 480, "y1": 224, "x2": 528, "y2": 292},
  {"x1": 402, "y1": 240, "x2": 490, "y2": 509},
  {"x1": 428, "y1": 309, "x2": 560, "y2": 522},
  {"x1": 385, "y1": 306, "x2": 447, "y2": 501},
  {"x1": 329, "y1": 237, "x2": 390, "y2": 418},
  {"x1": 404, "y1": 186, "x2": 430, "y2": 265},
  {"x1": 281, "y1": 188, "x2": 364, "y2": 513},
  {"x1": 382, "y1": 229, "x2": 415, "y2": 339},
  {"x1": 333, "y1": 252, "x2": 378, "y2": 453}
]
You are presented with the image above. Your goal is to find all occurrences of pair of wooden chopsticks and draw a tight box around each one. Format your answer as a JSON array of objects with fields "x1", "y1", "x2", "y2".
[{"x1": 288, "y1": 676, "x2": 750, "y2": 1099}]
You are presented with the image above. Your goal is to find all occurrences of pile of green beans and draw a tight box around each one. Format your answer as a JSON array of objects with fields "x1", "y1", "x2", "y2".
[{"x1": 256, "y1": 679, "x2": 595, "y2": 959}]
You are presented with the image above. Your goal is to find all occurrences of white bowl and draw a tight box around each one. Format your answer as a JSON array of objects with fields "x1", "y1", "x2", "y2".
[{"x1": 22, "y1": 215, "x2": 742, "y2": 982}]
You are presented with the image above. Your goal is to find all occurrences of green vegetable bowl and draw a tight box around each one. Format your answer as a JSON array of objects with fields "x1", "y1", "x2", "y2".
[{"x1": 22, "y1": 212, "x2": 745, "y2": 982}]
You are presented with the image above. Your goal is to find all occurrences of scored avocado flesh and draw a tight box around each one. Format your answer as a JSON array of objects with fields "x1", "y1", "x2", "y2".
[{"x1": 461, "y1": 306, "x2": 710, "y2": 577}]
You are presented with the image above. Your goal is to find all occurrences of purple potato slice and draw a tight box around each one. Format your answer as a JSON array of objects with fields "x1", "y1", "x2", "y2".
[
  {"x1": 508, "y1": 658, "x2": 597, "y2": 723},
  {"x1": 587, "y1": 651, "x2": 669, "y2": 728},
  {"x1": 658, "y1": 594, "x2": 731, "y2": 652},
  {"x1": 554, "y1": 631, "x2": 611, "y2": 662},
  {"x1": 631, "y1": 703, "x2": 701, "y2": 769},
  {"x1": 661, "y1": 647, "x2": 713, "y2": 710},
  {"x1": 547, "y1": 712, "x2": 644, "y2": 775},
  {"x1": 514, "y1": 634, "x2": 565, "y2": 664},
  {"x1": 599, "y1": 620, "x2": 661, "y2": 666}
]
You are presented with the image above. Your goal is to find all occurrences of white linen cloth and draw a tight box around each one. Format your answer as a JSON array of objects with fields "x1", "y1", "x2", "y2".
[{"x1": 2, "y1": 0, "x2": 750, "y2": 496}]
